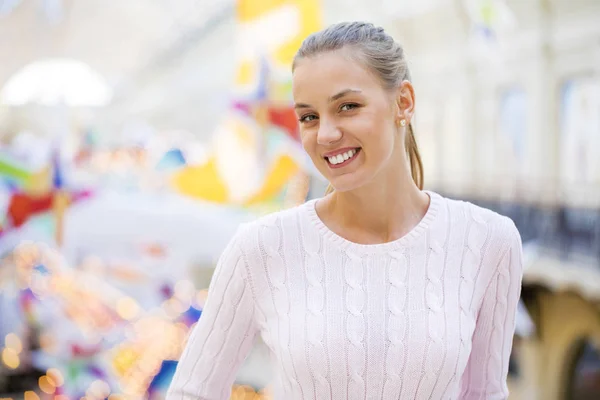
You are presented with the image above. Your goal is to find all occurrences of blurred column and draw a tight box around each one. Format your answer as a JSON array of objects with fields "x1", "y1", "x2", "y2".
[{"x1": 528, "y1": 0, "x2": 557, "y2": 204}]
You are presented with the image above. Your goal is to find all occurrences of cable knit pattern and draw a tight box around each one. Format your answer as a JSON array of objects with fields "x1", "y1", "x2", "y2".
[
  {"x1": 259, "y1": 221, "x2": 293, "y2": 395},
  {"x1": 415, "y1": 209, "x2": 448, "y2": 399},
  {"x1": 345, "y1": 251, "x2": 366, "y2": 399},
  {"x1": 167, "y1": 191, "x2": 523, "y2": 400},
  {"x1": 302, "y1": 221, "x2": 329, "y2": 398},
  {"x1": 382, "y1": 250, "x2": 407, "y2": 398}
]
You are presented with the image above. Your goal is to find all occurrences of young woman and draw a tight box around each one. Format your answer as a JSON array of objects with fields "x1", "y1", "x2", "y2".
[{"x1": 167, "y1": 21, "x2": 523, "y2": 400}]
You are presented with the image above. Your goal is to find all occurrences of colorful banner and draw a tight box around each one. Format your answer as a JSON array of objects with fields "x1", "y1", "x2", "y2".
[{"x1": 172, "y1": 0, "x2": 322, "y2": 207}]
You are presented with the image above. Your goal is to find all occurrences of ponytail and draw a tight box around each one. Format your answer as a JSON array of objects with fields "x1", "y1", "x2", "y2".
[{"x1": 406, "y1": 123, "x2": 424, "y2": 190}]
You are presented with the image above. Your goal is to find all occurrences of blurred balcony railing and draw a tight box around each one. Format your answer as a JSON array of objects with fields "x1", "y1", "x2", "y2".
[{"x1": 449, "y1": 192, "x2": 600, "y2": 268}]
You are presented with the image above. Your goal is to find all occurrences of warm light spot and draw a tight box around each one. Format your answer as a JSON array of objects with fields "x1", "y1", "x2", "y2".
[
  {"x1": 5, "y1": 333, "x2": 22, "y2": 354},
  {"x1": 39, "y1": 333, "x2": 56, "y2": 352},
  {"x1": 47, "y1": 368, "x2": 64, "y2": 387},
  {"x1": 1, "y1": 348, "x2": 20, "y2": 369},
  {"x1": 39, "y1": 375, "x2": 56, "y2": 394},
  {"x1": 116, "y1": 297, "x2": 140, "y2": 320},
  {"x1": 108, "y1": 395, "x2": 125, "y2": 400},
  {"x1": 53, "y1": 396, "x2": 69, "y2": 400},
  {"x1": 175, "y1": 280, "x2": 195, "y2": 301},
  {"x1": 88, "y1": 380, "x2": 110, "y2": 399},
  {"x1": 195, "y1": 289, "x2": 209, "y2": 308},
  {"x1": 163, "y1": 297, "x2": 187, "y2": 316},
  {"x1": 24, "y1": 392, "x2": 40, "y2": 400}
]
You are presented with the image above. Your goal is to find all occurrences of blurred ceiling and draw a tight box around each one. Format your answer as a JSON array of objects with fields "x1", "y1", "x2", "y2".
[
  {"x1": 0, "y1": 0, "x2": 235, "y2": 137},
  {"x1": 0, "y1": 0, "x2": 229, "y2": 92},
  {"x1": 0, "y1": 0, "x2": 459, "y2": 132},
  {"x1": 1, "y1": 0, "x2": 598, "y2": 139}
]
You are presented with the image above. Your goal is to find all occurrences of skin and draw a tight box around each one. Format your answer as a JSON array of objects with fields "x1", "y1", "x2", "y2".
[{"x1": 292, "y1": 48, "x2": 430, "y2": 245}]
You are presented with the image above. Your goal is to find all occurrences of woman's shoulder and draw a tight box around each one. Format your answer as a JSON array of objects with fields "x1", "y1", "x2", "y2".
[
  {"x1": 437, "y1": 194, "x2": 522, "y2": 289},
  {"x1": 441, "y1": 194, "x2": 521, "y2": 254},
  {"x1": 230, "y1": 200, "x2": 314, "y2": 250}
]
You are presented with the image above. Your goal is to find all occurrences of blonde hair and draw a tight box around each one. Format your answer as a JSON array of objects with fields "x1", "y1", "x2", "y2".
[{"x1": 293, "y1": 21, "x2": 424, "y2": 194}]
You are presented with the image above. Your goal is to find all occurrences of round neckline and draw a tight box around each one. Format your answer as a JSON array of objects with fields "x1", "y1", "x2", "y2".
[{"x1": 303, "y1": 190, "x2": 442, "y2": 255}]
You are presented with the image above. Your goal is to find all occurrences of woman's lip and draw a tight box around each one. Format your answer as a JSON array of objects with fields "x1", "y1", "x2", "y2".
[
  {"x1": 326, "y1": 148, "x2": 361, "y2": 169},
  {"x1": 322, "y1": 147, "x2": 361, "y2": 158}
]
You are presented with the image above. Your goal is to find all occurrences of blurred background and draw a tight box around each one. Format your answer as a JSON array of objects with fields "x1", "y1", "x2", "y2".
[{"x1": 0, "y1": 0, "x2": 599, "y2": 399}]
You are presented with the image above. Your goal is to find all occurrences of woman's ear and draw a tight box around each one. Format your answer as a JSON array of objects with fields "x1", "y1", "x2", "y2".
[{"x1": 396, "y1": 80, "x2": 416, "y2": 121}]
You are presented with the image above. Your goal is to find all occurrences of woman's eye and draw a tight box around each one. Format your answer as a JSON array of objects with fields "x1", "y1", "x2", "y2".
[
  {"x1": 299, "y1": 114, "x2": 317, "y2": 123},
  {"x1": 340, "y1": 103, "x2": 358, "y2": 112}
]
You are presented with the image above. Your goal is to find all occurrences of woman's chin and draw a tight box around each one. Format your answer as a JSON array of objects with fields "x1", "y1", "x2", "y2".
[{"x1": 327, "y1": 174, "x2": 369, "y2": 193}]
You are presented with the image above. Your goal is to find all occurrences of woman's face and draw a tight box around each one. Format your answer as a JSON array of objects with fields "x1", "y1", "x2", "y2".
[{"x1": 293, "y1": 49, "x2": 411, "y2": 193}]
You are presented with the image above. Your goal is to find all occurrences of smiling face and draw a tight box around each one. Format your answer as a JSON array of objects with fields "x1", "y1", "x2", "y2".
[{"x1": 293, "y1": 49, "x2": 408, "y2": 193}]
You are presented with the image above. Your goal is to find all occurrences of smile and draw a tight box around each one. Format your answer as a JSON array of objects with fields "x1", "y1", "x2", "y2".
[{"x1": 324, "y1": 148, "x2": 361, "y2": 168}]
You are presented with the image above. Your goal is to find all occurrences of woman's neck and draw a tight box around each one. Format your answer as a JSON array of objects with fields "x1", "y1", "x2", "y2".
[{"x1": 316, "y1": 175, "x2": 430, "y2": 245}]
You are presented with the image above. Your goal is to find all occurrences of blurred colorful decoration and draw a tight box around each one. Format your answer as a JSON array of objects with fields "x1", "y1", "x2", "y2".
[
  {"x1": 171, "y1": 157, "x2": 229, "y2": 203},
  {"x1": 156, "y1": 148, "x2": 187, "y2": 172},
  {"x1": 171, "y1": 0, "x2": 322, "y2": 208},
  {"x1": 2, "y1": 182, "x2": 92, "y2": 242},
  {"x1": 0, "y1": 240, "x2": 210, "y2": 399},
  {"x1": 0, "y1": 138, "x2": 94, "y2": 247},
  {"x1": 0, "y1": 189, "x2": 257, "y2": 397},
  {"x1": 0, "y1": 153, "x2": 33, "y2": 187},
  {"x1": 245, "y1": 154, "x2": 300, "y2": 205},
  {"x1": 147, "y1": 360, "x2": 178, "y2": 399},
  {"x1": 463, "y1": 0, "x2": 515, "y2": 39}
]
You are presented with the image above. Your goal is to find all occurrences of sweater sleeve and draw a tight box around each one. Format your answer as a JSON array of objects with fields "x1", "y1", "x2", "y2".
[
  {"x1": 459, "y1": 220, "x2": 524, "y2": 400},
  {"x1": 166, "y1": 229, "x2": 259, "y2": 400}
]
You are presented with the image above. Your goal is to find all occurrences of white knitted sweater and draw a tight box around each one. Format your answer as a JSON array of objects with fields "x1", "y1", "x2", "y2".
[{"x1": 167, "y1": 191, "x2": 523, "y2": 400}]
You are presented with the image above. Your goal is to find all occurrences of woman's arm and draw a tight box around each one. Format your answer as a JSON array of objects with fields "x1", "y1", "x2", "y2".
[
  {"x1": 166, "y1": 230, "x2": 259, "y2": 400},
  {"x1": 459, "y1": 220, "x2": 524, "y2": 400}
]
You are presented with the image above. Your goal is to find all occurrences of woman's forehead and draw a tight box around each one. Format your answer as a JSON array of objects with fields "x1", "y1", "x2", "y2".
[{"x1": 292, "y1": 54, "x2": 380, "y2": 99}]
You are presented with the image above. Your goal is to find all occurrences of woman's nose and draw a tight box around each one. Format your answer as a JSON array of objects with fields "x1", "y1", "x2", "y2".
[{"x1": 317, "y1": 120, "x2": 343, "y2": 145}]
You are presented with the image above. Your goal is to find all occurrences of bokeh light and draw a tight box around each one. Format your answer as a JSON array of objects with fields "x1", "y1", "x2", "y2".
[
  {"x1": 1, "y1": 347, "x2": 20, "y2": 369},
  {"x1": 116, "y1": 296, "x2": 140, "y2": 320},
  {"x1": 87, "y1": 380, "x2": 111, "y2": 399},
  {"x1": 175, "y1": 279, "x2": 195, "y2": 303},
  {"x1": 196, "y1": 289, "x2": 209, "y2": 308},
  {"x1": 38, "y1": 375, "x2": 56, "y2": 394},
  {"x1": 39, "y1": 332, "x2": 57, "y2": 352},
  {"x1": 23, "y1": 392, "x2": 39, "y2": 400},
  {"x1": 47, "y1": 368, "x2": 65, "y2": 387},
  {"x1": 5, "y1": 333, "x2": 23, "y2": 353}
]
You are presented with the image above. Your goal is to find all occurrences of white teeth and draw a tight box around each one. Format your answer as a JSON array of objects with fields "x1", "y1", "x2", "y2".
[{"x1": 327, "y1": 149, "x2": 358, "y2": 165}]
